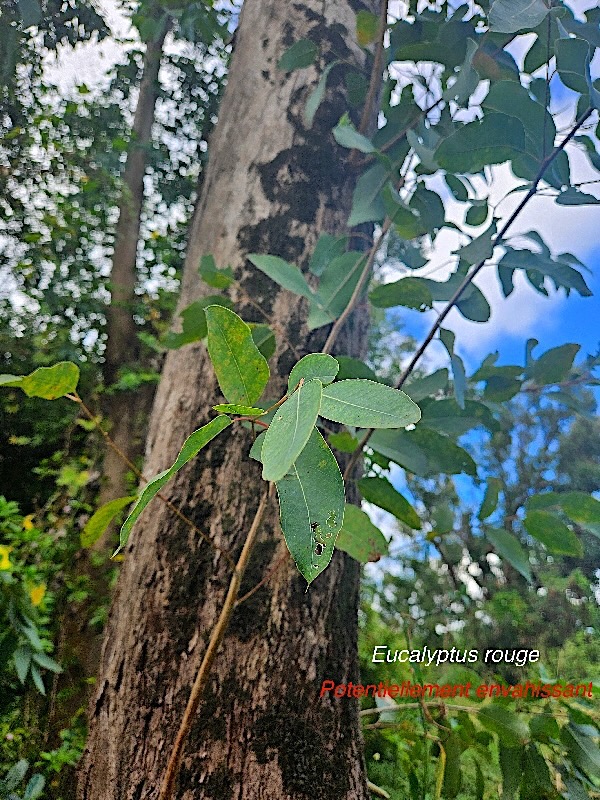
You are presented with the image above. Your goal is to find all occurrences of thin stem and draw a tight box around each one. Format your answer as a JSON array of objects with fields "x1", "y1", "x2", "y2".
[
  {"x1": 322, "y1": 219, "x2": 391, "y2": 355},
  {"x1": 235, "y1": 549, "x2": 289, "y2": 607},
  {"x1": 71, "y1": 394, "x2": 235, "y2": 568},
  {"x1": 158, "y1": 484, "x2": 272, "y2": 800},
  {"x1": 343, "y1": 107, "x2": 594, "y2": 481},
  {"x1": 355, "y1": 0, "x2": 389, "y2": 142}
]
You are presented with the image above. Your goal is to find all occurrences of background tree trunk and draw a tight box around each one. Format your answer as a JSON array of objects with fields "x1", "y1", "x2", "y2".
[
  {"x1": 79, "y1": 1, "x2": 380, "y2": 797},
  {"x1": 100, "y1": 12, "x2": 171, "y2": 515}
]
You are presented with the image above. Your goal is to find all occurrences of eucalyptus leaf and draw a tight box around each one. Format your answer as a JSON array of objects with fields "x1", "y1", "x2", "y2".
[
  {"x1": 0, "y1": 362, "x2": 80, "y2": 400},
  {"x1": 336, "y1": 504, "x2": 388, "y2": 563},
  {"x1": 488, "y1": 0, "x2": 550, "y2": 34},
  {"x1": 485, "y1": 527, "x2": 532, "y2": 582},
  {"x1": 288, "y1": 354, "x2": 339, "y2": 392},
  {"x1": 524, "y1": 510, "x2": 583, "y2": 556},
  {"x1": 205, "y1": 306, "x2": 270, "y2": 406},
  {"x1": 118, "y1": 416, "x2": 232, "y2": 551},
  {"x1": 358, "y1": 476, "x2": 421, "y2": 529},
  {"x1": 305, "y1": 62, "x2": 338, "y2": 127},
  {"x1": 276, "y1": 428, "x2": 345, "y2": 584},
  {"x1": 262, "y1": 379, "x2": 322, "y2": 482},
  {"x1": 81, "y1": 496, "x2": 137, "y2": 548},
  {"x1": 248, "y1": 254, "x2": 313, "y2": 299},
  {"x1": 320, "y1": 380, "x2": 421, "y2": 429}
]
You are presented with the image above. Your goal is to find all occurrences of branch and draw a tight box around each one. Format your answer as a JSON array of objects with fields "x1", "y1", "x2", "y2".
[
  {"x1": 73, "y1": 395, "x2": 235, "y2": 568},
  {"x1": 158, "y1": 484, "x2": 272, "y2": 800},
  {"x1": 343, "y1": 107, "x2": 594, "y2": 480},
  {"x1": 355, "y1": 0, "x2": 389, "y2": 142}
]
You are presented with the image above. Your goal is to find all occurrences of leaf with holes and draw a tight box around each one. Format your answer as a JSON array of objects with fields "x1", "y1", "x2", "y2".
[
  {"x1": 262, "y1": 379, "x2": 322, "y2": 482},
  {"x1": 205, "y1": 306, "x2": 270, "y2": 405},
  {"x1": 276, "y1": 428, "x2": 345, "y2": 584}
]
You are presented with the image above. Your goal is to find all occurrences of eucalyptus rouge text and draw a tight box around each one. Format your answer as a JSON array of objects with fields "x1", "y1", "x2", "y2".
[{"x1": 372, "y1": 646, "x2": 540, "y2": 667}]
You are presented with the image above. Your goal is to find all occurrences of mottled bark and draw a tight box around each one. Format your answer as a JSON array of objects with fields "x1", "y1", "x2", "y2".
[{"x1": 79, "y1": 1, "x2": 380, "y2": 798}]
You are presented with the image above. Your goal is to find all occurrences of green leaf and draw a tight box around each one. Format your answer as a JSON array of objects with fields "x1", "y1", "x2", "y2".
[
  {"x1": 308, "y1": 252, "x2": 367, "y2": 329},
  {"x1": 529, "y1": 713, "x2": 560, "y2": 742},
  {"x1": 521, "y1": 744, "x2": 554, "y2": 796},
  {"x1": 250, "y1": 324, "x2": 276, "y2": 360},
  {"x1": 531, "y1": 343, "x2": 580, "y2": 385},
  {"x1": 347, "y1": 162, "x2": 388, "y2": 226},
  {"x1": 524, "y1": 510, "x2": 583, "y2": 556},
  {"x1": 30, "y1": 664, "x2": 45, "y2": 695},
  {"x1": 304, "y1": 62, "x2": 339, "y2": 127},
  {"x1": 478, "y1": 705, "x2": 528, "y2": 746},
  {"x1": 466, "y1": 202, "x2": 488, "y2": 227},
  {"x1": 335, "y1": 356, "x2": 378, "y2": 382},
  {"x1": 249, "y1": 431, "x2": 266, "y2": 462},
  {"x1": 162, "y1": 296, "x2": 233, "y2": 349},
  {"x1": 288, "y1": 354, "x2": 339, "y2": 393},
  {"x1": 118, "y1": 416, "x2": 232, "y2": 551},
  {"x1": 369, "y1": 277, "x2": 433, "y2": 311},
  {"x1": 445, "y1": 174, "x2": 469, "y2": 202},
  {"x1": 212, "y1": 404, "x2": 265, "y2": 416},
  {"x1": 17, "y1": 0, "x2": 41, "y2": 27},
  {"x1": 556, "y1": 187, "x2": 600, "y2": 206},
  {"x1": 328, "y1": 431, "x2": 359, "y2": 453},
  {"x1": 479, "y1": 477, "x2": 502, "y2": 520},
  {"x1": 31, "y1": 652, "x2": 62, "y2": 673},
  {"x1": 556, "y1": 38, "x2": 591, "y2": 94},
  {"x1": 205, "y1": 306, "x2": 270, "y2": 405},
  {"x1": 436, "y1": 114, "x2": 527, "y2": 174},
  {"x1": 488, "y1": 0, "x2": 550, "y2": 33},
  {"x1": 23, "y1": 774, "x2": 45, "y2": 800},
  {"x1": 404, "y1": 369, "x2": 448, "y2": 402},
  {"x1": 527, "y1": 492, "x2": 600, "y2": 526},
  {"x1": 276, "y1": 428, "x2": 344, "y2": 584},
  {"x1": 320, "y1": 380, "x2": 421, "y2": 429},
  {"x1": 333, "y1": 113, "x2": 375, "y2": 153},
  {"x1": 421, "y1": 399, "x2": 498, "y2": 436},
  {"x1": 262, "y1": 379, "x2": 323, "y2": 482},
  {"x1": 443, "y1": 38, "x2": 480, "y2": 105},
  {"x1": 358, "y1": 476, "x2": 421, "y2": 529},
  {"x1": 309, "y1": 233, "x2": 348, "y2": 277},
  {"x1": 439, "y1": 328, "x2": 468, "y2": 408},
  {"x1": 198, "y1": 254, "x2": 234, "y2": 289},
  {"x1": 13, "y1": 647, "x2": 30, "y2": 684},
  {"x1": 278, "y1": 39, "x2": 318, "y2": 72},
  {"x1": 335, "y1": 504, "x2": 388, "y2": 563},
  {"x1": 561, "y1": 724, "x2": 600, "y2": 778},
  {"x1": 81, "y1": 496, "x2": 137, "y2": 548},
  {"x1": 455, "y1": 221, "x2": 497, "y2": 265},
  {"x1": 370, "y1": 427, "x2": 476, "y2": 477},
  {"x1": 1, "y1": 362, "x2": 80, "y2": 400},
  {"x1": 485, "y1": 528, "x2": 532, "y2": 582},
  {"x1": 442, "y1": 732, "x2": 462, "y2": 799},
  {"x1": 499, "y1": 745, "x2": 523, "y2": 800},
  {"x1": 356, "y1": 9, "x2": 379, "y2": 46},
  {"x1": 248, "y1": 254, "x2": 313, "y2": 299}
]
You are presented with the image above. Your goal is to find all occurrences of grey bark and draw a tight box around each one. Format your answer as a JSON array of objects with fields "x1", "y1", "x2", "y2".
[{"x1": 79, "y1": 1, "x2": 380, "y2": 798}]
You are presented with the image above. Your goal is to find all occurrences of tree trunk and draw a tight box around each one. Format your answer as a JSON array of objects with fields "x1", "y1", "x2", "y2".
[
  {"x1": 100, "y1": 12, "x2": 171, "y2": 514},
  {"x1": 79, "y1": 1, "x2": 380, "y2": 798}
]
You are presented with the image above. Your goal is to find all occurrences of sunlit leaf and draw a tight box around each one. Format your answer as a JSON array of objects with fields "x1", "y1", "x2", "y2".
[{"x1": 336, "y1": 504, "x2": 388, "y2": 562}]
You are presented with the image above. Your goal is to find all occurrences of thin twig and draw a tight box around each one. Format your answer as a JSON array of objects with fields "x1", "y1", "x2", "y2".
[
  {"x1": 235, "y1": 549, "x2": 288, "y2": 607},
  {"x1": 343, "y1": 107, "x2": 594, "y2": 481},
  {"x1": 158, "y1": 484, "x2": 272, "y2": 800},
  {"x1": 322, "y1": 219, "x2": 391, "y2": 355},
  {"x1": 354, "y1": 0, "x2": 389, "y2": 141},
  {"x1": 71, "y1": 394, "x2": 235, "y2": 568}
]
